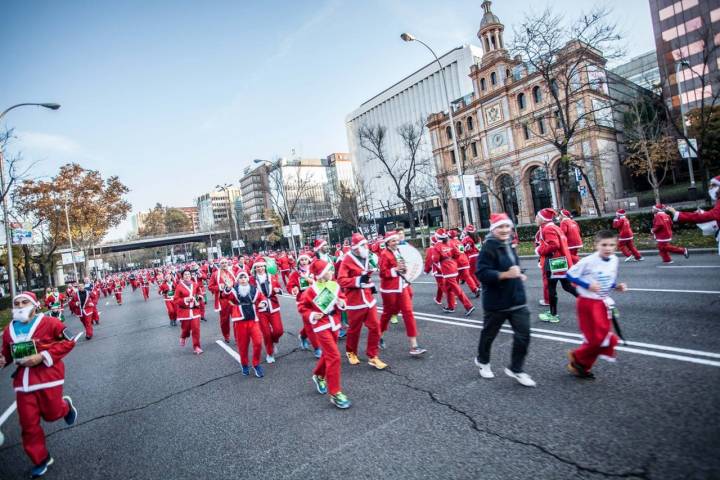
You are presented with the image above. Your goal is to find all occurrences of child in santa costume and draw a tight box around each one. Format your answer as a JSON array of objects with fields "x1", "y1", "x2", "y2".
[
  {"x1": 298, "y1": 259, "x2": 352, "y2": 409},
  {"x1": 140, "y1": 275, "x2": 150, "y2": 301},
  {"x1": 189, "y1": 264, "x2": 207, "y2": 322},
  {"x1": 174, "y1": 270, "x2": 203, "y2": 355},
  {"x1": 158, "y1": 274, "x2": 177, "y2": 326},
  {"x1": 113, "y1": 276, "x2": 123, "y2": 306},
  {"x1": 449, "y1": 229, "x2": 481, "y2": 298},
  {"x1": 0, "y1": 292, "x2": 79, "y2": 478},
  {"x1": 336, "y1": 233, "x2": 388, "y2": 370},
  {"x1": 66, "y1": 283, "x2": 80, "y2": 317},
  {"x1": 424, "y1": 235, "x2": 445, "y2": 306},
  {"x1": 432, "y1": 229, "x2": 476, "y2": 316},
  {"x1": 378, "y1": 231, "x2": 428, "y2": 356},
  {"x1": 287, "y1": 253, "x2": 322, "y2": 358},
  {"x1": 251, "y1": 260, "x2": 285, "y2": 363},
  {"x1": 222, "y1": 272, "x2": 267, "y2": 377},
  {"x1": 612, "y1": 210, "x2": 644, "y2": 262},
  {"x1": 461, "y1": 225, "x2": 482, "y2": 279},
  {"x1": 651, "y1": 204, "x2": 689, "y2": 264},
  {"x1": 535, "y1": 208, "x2": 578, "y2": 323},
  {"x1": 566, "y1": 230, "x2": 627, "y2": 379},
  {"x1": 207, "y1": 258, "x2": 238, "y2": 343},
  {"x1": 559, "y1": 209, "x2": 583, "y2": 264}
]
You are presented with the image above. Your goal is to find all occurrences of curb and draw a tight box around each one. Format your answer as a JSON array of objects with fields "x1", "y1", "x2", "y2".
[{"x1": 518, "y1": 248, "x2": 716, "y2": 259}]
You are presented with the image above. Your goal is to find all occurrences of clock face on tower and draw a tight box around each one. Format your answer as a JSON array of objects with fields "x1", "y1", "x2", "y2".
[
  {"x1": 491, "y1": 133, "x2": 505, "y2": 148},
  {"x1": 485, "y1": 103, "x2": 502, "y2": 125},
  {"x1": 487, "y1": 128, "x2": 509, "y2": 156}
]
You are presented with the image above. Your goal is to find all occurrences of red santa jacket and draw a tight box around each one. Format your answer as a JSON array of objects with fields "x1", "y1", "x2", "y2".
[
  {"x1": 286, "y1": 268, "x2": 314, "y2": 300},
  {"x1": 276, "y1": 254, "x2": 292, "y2": 271},
  {"x1": 172, "y1": 281, "x2": 202, "y2": 321},
  {"x1": 462, "y1": 236, "x2": 480, "y2": 261},
  {"x1": 76, "y1": 289, "x2": 98, "y2": 317},
  {"x1": 337, "y1": 252, "x2": 377, "y2": 310},
  {"x1": 536, "y1": 222, "x2": 574, "y2": 275},
  {"x1": 208, "y1": 268, "x2": 238, "y2": 312},
  {"x1": 297, "y1": 282, "x2": 347, "y2": 333},
  {"x1": 250, "y1": 274, "x2": 282, "y2": 313},
  {"x1": 433, "y1": 240, "x2": 461, "y2": 278},
  {"x1": 378, "y1": 247, "x2": 410, "y2": 293},
  {"x1": 560, "y1": 218, "x2": 583, "y2": 251},
  {"x1": 220, "y1": 284, "x2": 266, "y2": 322},
  {"x1": 449, "y1": 238, "x2": 471, "y2": 269},
  {"x1": 612, "y1": 216, "x2": 634, "y2": 241},
  {"x1": 676, "y1": 198, "x2": 720, "y2": 225},
  {"x1": 2, "y1": 314, "x2": 75, "y2": 393},
  {"x1": 652, "y1": 211, "x2": 674, "y2": 242},
  {"x1": 424, "y1": 245, "x2": 442, "y2": 277},
  {"x1": 158, "y1": 281, "x2": 176, "y2": 301}
]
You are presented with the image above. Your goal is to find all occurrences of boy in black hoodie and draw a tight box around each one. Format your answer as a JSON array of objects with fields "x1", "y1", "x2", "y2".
[{"x1": 474, "y1": 213, "x2": 536, "y2": 387}]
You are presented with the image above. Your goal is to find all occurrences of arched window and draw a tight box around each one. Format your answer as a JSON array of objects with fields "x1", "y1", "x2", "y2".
[
  {"x1": 537, "y1": 118, "x2": 546, "y2": 135},
  {"x1": 480, "y1": 78, "x2": 486, "y2": 91},
  {"x1": 490, "y1": 72, "x2": 497, "y2": 85},
  {"x1": 445, "y1": 126, "x2": 452, "y2": 140},
  {"x1": 498, "y1": 174, "x2": 519, "y2": 223},
  {"x1": 517, "y1": 93, "x2": 526, "y2": 110},
  {"x1": 532, "y1": 85, "x2": 542, "y2": 103},
  {"x1": 476, "y1": 181, "x2": 491, "y2": 228},
  {"x1": 522, "y1": 124, "x2": 530, "y2": 140},
  {"x1": 466, "y1": 116, "x2": 474, "y2": 131},
  {"x1": 456, "y1": 121, "x2": 463, "y2": 136},
  {"x1": 506, "y1": 68, "x2": 511, "y2": 81},
  {"x1": 528, "y1": 167, "x2": 552, "y2": 214}
]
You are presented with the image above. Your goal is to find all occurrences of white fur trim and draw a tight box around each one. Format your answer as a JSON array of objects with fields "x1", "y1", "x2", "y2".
[{"x1": 490, "y1": 219, "x2": 513, "y2": 231}]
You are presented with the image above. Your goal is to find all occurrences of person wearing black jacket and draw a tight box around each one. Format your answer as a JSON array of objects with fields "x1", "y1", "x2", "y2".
[{"x1": 474, "y1": 213, "x2": 536, "y2": 387}]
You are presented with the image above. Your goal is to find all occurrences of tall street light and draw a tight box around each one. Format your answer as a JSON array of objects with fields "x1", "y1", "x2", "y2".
[
  {"x1": 401, "y1": 33, "x2": 471, "y2": 227},
  {"x1": 216, "y1": 183, "x2": 240, "y2": 256},
  {"x1": 254, "y1": 158, "x2": 298, "y2": 256},
  {"x1": 0, "y1": 102, "x2": 61, "y2": 298},
  {"x1": 674, "y1": 60, "x2": 697, "y2": 201}
]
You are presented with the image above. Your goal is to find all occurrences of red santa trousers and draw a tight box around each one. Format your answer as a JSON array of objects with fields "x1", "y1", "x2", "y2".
[
  {"x1": 180, "y1": 318, "x2": 201, "y2": 349},
  {"x1": 299, "y1": 319, "x2": 320, "y2": 350},
  {"x1": 80, "y1": 313, "x2": 94, "y2": 337},
  {"x1": 571, "y1": 297, "x2": 619, "y2": 370},
  {"x1": 219, "y1": 304, "x2": 232, "y2": 341},
  {"x1": 101, "y1": 287, "x2": 108, "y2": 298},
  {"x1": 657, "y1": 242, "x2": 685, "y2": 263},
  {"x1": 434, "y1": 277, "x2": 445, "y2": 304},
  {"x1": 141, "y1": 286, "x2": 150, "y2": 301},
  {"x1": 17, "y1": 386, "x2": 70, "y2": 466},
  {"x1": 618, "y1": 240, "x2": 642, "y2": 260},
  {"x1": 164, "y1": 300, "x2": 177, "y2": 321},
  {"x1": 114, "y1": 291, "x2": 122, "y2": 305},
  {"x1": 380, "y1": 289, "x2": 418, "y2": 337},
  {"x1": 234, "y1": 321, "x2": 263, "y2": 367},
  {"x1": 280, "y1": 270, "x2": 290, "y2": 287},
  {"x1": 258, "y1": 311, "x2": 284, "y2": 356},
  {"x1": 313, "y1": 329, "x2": 342, "y2": 395},
  {"x1": 443, "y1": 277, "x2": 473, "y2": 310},
  {"x1": 345, "y1": 306, "x2": 381, "y2": 358},
  {"x1": 458, "y1": 268, "x2": 479, "y2": 293}
]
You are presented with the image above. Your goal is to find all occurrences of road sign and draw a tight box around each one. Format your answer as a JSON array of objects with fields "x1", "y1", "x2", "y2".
[
  {"x1": 11, "y1": 223, "x2": 33, "y2": 245},
  {"x1": 579, "y1": 185, "x2": 588, "y2": 198},
  {"x1": 232, "y1": 240, "x2": 245, "y2": 248},
  {"x1": 678, "y1": 138, "x2": 697, "y2": 159},
  {"x1": 61, "y1": 251, "x2": 85, "y2": 265}
]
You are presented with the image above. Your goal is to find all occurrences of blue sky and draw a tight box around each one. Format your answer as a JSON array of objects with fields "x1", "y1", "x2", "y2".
[{"x1": 1, "y1": 0, "x2": 655, "y2": 240}]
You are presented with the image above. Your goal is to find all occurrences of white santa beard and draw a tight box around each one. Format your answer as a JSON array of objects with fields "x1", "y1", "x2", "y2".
[{"x1": 238, "y1": 285, "x2": 250, "y2": 296}]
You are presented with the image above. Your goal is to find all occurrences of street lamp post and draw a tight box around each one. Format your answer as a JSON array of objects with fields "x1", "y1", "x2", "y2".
[
  {"x1": 254, "y1": 158, "x2": 298, "y2": 256},
  {"x1": 0, "y1": 102, "x2": 60, "y2": 297},
  {"x1": 675, "y1": 61, "x2": 697, "y2": 201},
  {"x1": 63, "y1": 197, "x2": 79, "y2": 282},
  {"x1": 216, "y1": 183, "x2": 241, "y2": 256},
  {"x1": 401, "y1": 33, "x2": 471, "y2": 227}
]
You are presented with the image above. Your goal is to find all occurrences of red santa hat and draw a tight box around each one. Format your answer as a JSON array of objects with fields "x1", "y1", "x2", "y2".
[
  {"x1": 448, "y1": 229, "x2": 458, "y2": 239},
  {"x1": 653, "y1": 203, "x2": 666, "y2": 212},
  {"x1": 560, "y1": 209, "x2": 572, "y2": 218},
  {"x1": 383, "y1": 230, "x2": 400, "y2": 243},
  {"x1": 489, "y1": 213, "x2": 513, "y2": 231},
  {"x1": 252, "y1": 259, "x2": 267, "y2": 270},
  {"x1": 350, "y1": 232, "x2": 367, "y2": 249},
  {"x1": 310, "y1": 259, "x2": 333, "y2": 279},
  {"x1": 464, "y1": 224, "x2": 476, "y2": 233},
  {"x1": 430, "y1": 234, "x2": 438, "y2": 245},
  {"x1": 711, "y1": 175, "x2": 720, "y2": 186},
  {"x1": 537, "y1": 208, "x2": 556, "y2": 223},
  {"x1": 14, "y1": 291, "x2": 40, "y2": 307},
  {"x1": 297, "y1": 253, "x2": 312, "y2": 263},
  {"x1": 435, "y1": 228, "x2": 448, "y2": 239},
  {"x1": 237, "y1": 271, "x2": 249, "y2": 279},
  {"x1": 616, "y1": 209, "x2": 626, "y2": 217},
  {"x1": 313, "y1": 238, "x2": 327, "y2": 252}
]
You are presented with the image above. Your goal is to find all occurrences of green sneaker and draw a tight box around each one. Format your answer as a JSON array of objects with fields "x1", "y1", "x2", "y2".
[
  {"x1": 548, "y1": 314, "x2": 560, "y2": 323},
  {"x1": 538, "y1": 311, "x2": 553, "y2": 322},
  {"x1": 390, "y1": 314, "x2": 399, "y2": 324},
  {"x1": 330, "y1": 391, "x2": 352, "y2": 409},
  {"x1": 312, "y1": 375, "x2": 328, "y2": 394}
]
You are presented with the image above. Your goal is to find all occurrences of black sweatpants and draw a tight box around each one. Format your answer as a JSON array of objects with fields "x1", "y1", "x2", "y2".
[{"x1": 477, "y1": 306, "x2": 530, "y2": 373}]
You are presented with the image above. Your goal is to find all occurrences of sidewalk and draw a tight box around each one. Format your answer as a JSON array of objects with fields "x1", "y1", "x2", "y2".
[{"x1": 518, "y1": 248, "x2": 716, "y2": 259}]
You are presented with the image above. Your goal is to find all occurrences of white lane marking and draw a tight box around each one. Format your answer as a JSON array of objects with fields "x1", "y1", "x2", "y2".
[
  {"x1": 626, "y1": 288, "x2": 720, "y2": 294},
  {"x1": 657, "y1": 266, "x2": 720, "y2": 268},
  {"x1": 0, "y1": 401, "x2": 17, "y2": 427},
  {"x1": 215, "y1": 339, "x2": 241, "y2": 363}
]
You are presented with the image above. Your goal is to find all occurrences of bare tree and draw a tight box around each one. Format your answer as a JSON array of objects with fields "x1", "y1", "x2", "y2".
[
  {"x1": 263, "y1": 164, "x2": 316, "y2": 225},
  {"x1": 358, "y1": 120, "x2": 429, "y2": 237},
  {"x1": 335, "y1": 180, "x2": 361, "y2": 231}
]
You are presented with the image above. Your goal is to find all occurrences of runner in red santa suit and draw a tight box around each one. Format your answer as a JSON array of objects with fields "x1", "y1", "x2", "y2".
[
  {"x1": 0, "y1": 291, "x2": 79, "y2": 478},
  {"x1": 221, "y1": 271, "x2": 267, "y2": 377},
  {"x1": 337, "y1": 233, "x2": 388, "y2": 370},
  {"x1": 651, "y1": 203, "x2": 689, "y2": 264},
  {"x1": 432, "y1": 229, "x2": 476, "y2": 316},
  {"x1": 462, "y1": 225, "x2": 482, "y2": 279},
  {"x1": 207, "y1": 258, "x2": 237, "y2": 343},
  {"x1": 251, "y1": 260, "x2": 285, "y2": 363},
  {"x1": 287, "y1": 253, "x2": 322, "y2": 358},
  {"x1": 65, "y1": 282, "x2": 80, "y2": 317},
  {"x1": 140, "y1": 274, "x2": 151, "y2": 301},
  {"x1": 77, "y1": 279, "x2": 100, "y2": 339},
  {"x1": 112, "y1": 275, "x2": 123, "y2": 306},
  {"x1": 449, "y1": 228, "x2": 481, "y2": 298},
  {"x1": 667, "y1": 175, "x2": 720, "y2": 255},
  {"x1": 174, "y1": 269, "x2": 203, "y2": 354},
  {"x1": 378, "y1": 231, "x2": 427, "y2": 356},
  {"x1": 297, "y1": 259, "x2": 352, "y2": 409},
  {"x1": 535, "y1": 229, "x2": 550, "y2": 306},
  {"x1": 424, "y1": 235, "x2": 445, "y2": 306},
  {"x1": 189, "y1": 263, "x2": 207, "y2": 322},
  {"x1": 158, "y1": 273, "x2": 177, "y2": 326},
  {"x1": 612, "y1": 209, "x2": 643, "y2": 262},
  {"x1": 535, "y1": 208, "x2": 577, "y2": 323},
  {"x1": 559, "y1": 209, "x2": 583, "y2": 264},
  {"x1": 276, "y1": 251, "x2": 293, "y2": 288}
]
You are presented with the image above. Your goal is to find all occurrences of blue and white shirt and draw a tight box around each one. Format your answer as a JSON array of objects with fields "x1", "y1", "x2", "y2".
[{"x1": 566, "y1": 252, "x2": 618, "y2": 300}]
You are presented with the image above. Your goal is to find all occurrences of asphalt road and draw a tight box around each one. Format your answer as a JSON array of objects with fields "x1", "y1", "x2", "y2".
[{"x1": 0, "y1": 253, "x2": 718, "y2": 480}]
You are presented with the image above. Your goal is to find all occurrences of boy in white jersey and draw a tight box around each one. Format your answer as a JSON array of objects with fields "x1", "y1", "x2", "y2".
[{"x1": 565, "y1": 230, "x2": 627, "y2": 379}]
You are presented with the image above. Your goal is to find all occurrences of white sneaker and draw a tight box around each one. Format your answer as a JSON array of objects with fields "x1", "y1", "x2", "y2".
[
  {"x1": 538, "y1": 299, "x2": 549, "y2": 306},
  {"x1": 504, "y1": 368, "x2": 537, "y2": 387},
  {"x1": 474, "y1": 358, "x2": 495, "y2": 378},
  {"x1": 266, "y1": 355, "x2": 275, "y2": 364},
  {"x1": 624, "y1": 257, "x2": 635, "y2": 263}
]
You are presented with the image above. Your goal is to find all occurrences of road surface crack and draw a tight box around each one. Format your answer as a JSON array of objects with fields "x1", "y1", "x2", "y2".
[{"x1": 384, "y1": 368, "x2": 651, "y2": 480}]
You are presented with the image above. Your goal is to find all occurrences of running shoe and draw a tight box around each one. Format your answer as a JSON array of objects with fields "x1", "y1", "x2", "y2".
[
  {"x1": 314, "y1": 348, "x2": 322, "y2": 358},
  {"x1": 241, "y1": 365, "x2": 250, "y2": 376},
  {"x1": 266, "y1": 354, "x2": 275, "y2": 364},
  {"x1": 538, "y1": 299, "x2": 549, "y2": 306},
  {"x1": 368, "y1": 357, "x2": 388, "y2": 370},
  {"x1": 379, "y1": 337, "x2": 386, "y2": 349},
  {"x1": 194, "y1": 347, "x2": 203, "y2": 355},
  {"x1": 390, "y1": 314, "x2": 399, "y2": 324},
  {"x1": 179, "y1": 338, "x2": 186, "y2": 347},
  {"x1": 504, "y1": 368, "x2": 537, "y2": 387},
  {"x1": 63, "y1": 396, "x2": 78, "y2": 426},
  {"x1": 474, "y1": 357, "x2": 495, "y2": 378},
  {"x1": 330, "y1": 392, "x2": 352, "y2": 409},
  {"x1": 465, "y1": 306, "x2": 476, "y2": 316},
  {"x1": 312, "y1": 375, "x2": 328, "y2": 394},
  {"x1": 253, "y1": 365, "x2": 264, "y2": 378},
  {"x1": 624, "y1": 256, "x2": 635, "y2": 263},
  {"x1": 409, "y1": 346, "x2": 427, "y2": 356},
  {"x1": 338, "y1": 329, "x2": 347, "y2": 339},
  {"x1": 442, "y1": 307, "x2": 455, "y2": 313},
  {"x1": 346, "y1": 352, "x2": 360, "y2": 365},
  {"x1": 31, "y1": 456, "x2": 54, "y2": 478},
  {"x1": 298, "y1": 335, "x2": 310, "y2": 350}
]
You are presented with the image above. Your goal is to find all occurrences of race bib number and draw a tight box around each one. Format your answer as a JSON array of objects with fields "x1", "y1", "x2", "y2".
[
  {"x1": 313, "y1": 286, "x2": 338, "y2": 314},
  {"x1": 11, "y1": 340, "x2": 37, "y2": 360},
  {"x1": 549, "y1": 257, "x2": 569, "y2": 276}
]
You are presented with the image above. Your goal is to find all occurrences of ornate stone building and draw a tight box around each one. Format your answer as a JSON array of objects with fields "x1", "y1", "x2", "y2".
[{"x1": 427, "y1": 1, "x2": 632, "y2": 227}]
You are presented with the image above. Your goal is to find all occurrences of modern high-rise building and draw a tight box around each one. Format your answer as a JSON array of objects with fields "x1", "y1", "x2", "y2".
[
  {"x1": 195, "y1": 187, "x2": 241, "y2": 232},
  {"x1": 239, "y1": 163, "x2": 272, "y2": 226},
  {"x1": 346, "y1": 44, "x2": 483, "y2": 215},
  {"x1": 649, "y1": 0, "x2": 720, "y2": 111},
  {"x1": 611, "y1": 51, "x2": 662, "y2": 92}
]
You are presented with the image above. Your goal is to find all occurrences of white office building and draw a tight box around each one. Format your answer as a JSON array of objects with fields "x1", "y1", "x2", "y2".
[{"x1": 345, "y1": 44, "x2": 483, "y2": 215}]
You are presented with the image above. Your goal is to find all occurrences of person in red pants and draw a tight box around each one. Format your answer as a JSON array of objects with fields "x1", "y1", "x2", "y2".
[
  {"x1": 174, "y1": 270, "x2": 203, "y2": 355},
  {"x1": 189, "y1": 265, "x2": 207, "y2": 322},
  {"x1": 337, "y1": 233, "x2": 388, "y2": 370},
  {"x1": 298, "y1": 259, "x2": 351, "y2": 409},
  {"x1": 276, "y1": 251, "x2": 293, "y2": 288},
  {"x1": 1, "y1": 291, "x2": 79, "y2": 478},
  {"x1": 462, "y1": 225, "x2": 482, "y2": 281},
  {"x1": 140, "y1": 275, "x2": 150, "y2": 301},
  {"x1": 449, "y1": 229, "x2": 481, "y2": 297},
  {"x1": 77, "y1": 282, "x2": 99, "y2": 340},
  {"x1": 433, "y1": 229, "x2": 476, "y2": 316},
  {"x1": 207, "y1": 258, "x2": 237, "y2": 343},
  {"x1": 424, "y1": 235, "x2": 445, "y2": 306},
  {"x1": 379, "y1": 230, "x2": 427, "y2": 356},
  {"x1": 534, "y1": 230, "x2": 550, "y2": 306},
  {"x1": 158, "y1": 273, "x2": 177, "y2": 326},
  {"x1": 559, "y1": 209, "x2": 583, "y2": 264},
  {"x1": 667, "y1": 175, "x2": 720, "y2": 253},
  {"x1": 223, "y1": 272, "x2": 267, "y2": 377},
  {"x1": 287, "y1": 253, "x2": 322, "y2": 357},
  {"x1": 612, "y1": 210, "x2": 644, "y2": 262},
  {"x1": 651, "y1": 204, "x2": 689, "y2": 264},
  {"x1": 251, "y1": 260, "x2": 285, "y2": 363}
]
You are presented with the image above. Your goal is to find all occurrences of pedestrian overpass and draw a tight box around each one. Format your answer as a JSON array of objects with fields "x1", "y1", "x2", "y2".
[{"x1": 95, "y1": 229, "x2": 230, "y2": 254}]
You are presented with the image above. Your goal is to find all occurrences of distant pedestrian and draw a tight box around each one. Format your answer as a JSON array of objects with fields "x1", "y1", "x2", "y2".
[
  {"x1": 559, "y1": 209, "x2": 583, "y2": 264},
  {"x1": 474, "y1": 213, "x2": 536, "y2": 387},
  {"x1": 651, "y1": 204, "x2": 689, "y2": 264},
  {"x1": 612, "y1": 210, "x2": 643, "y2": 262}
]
